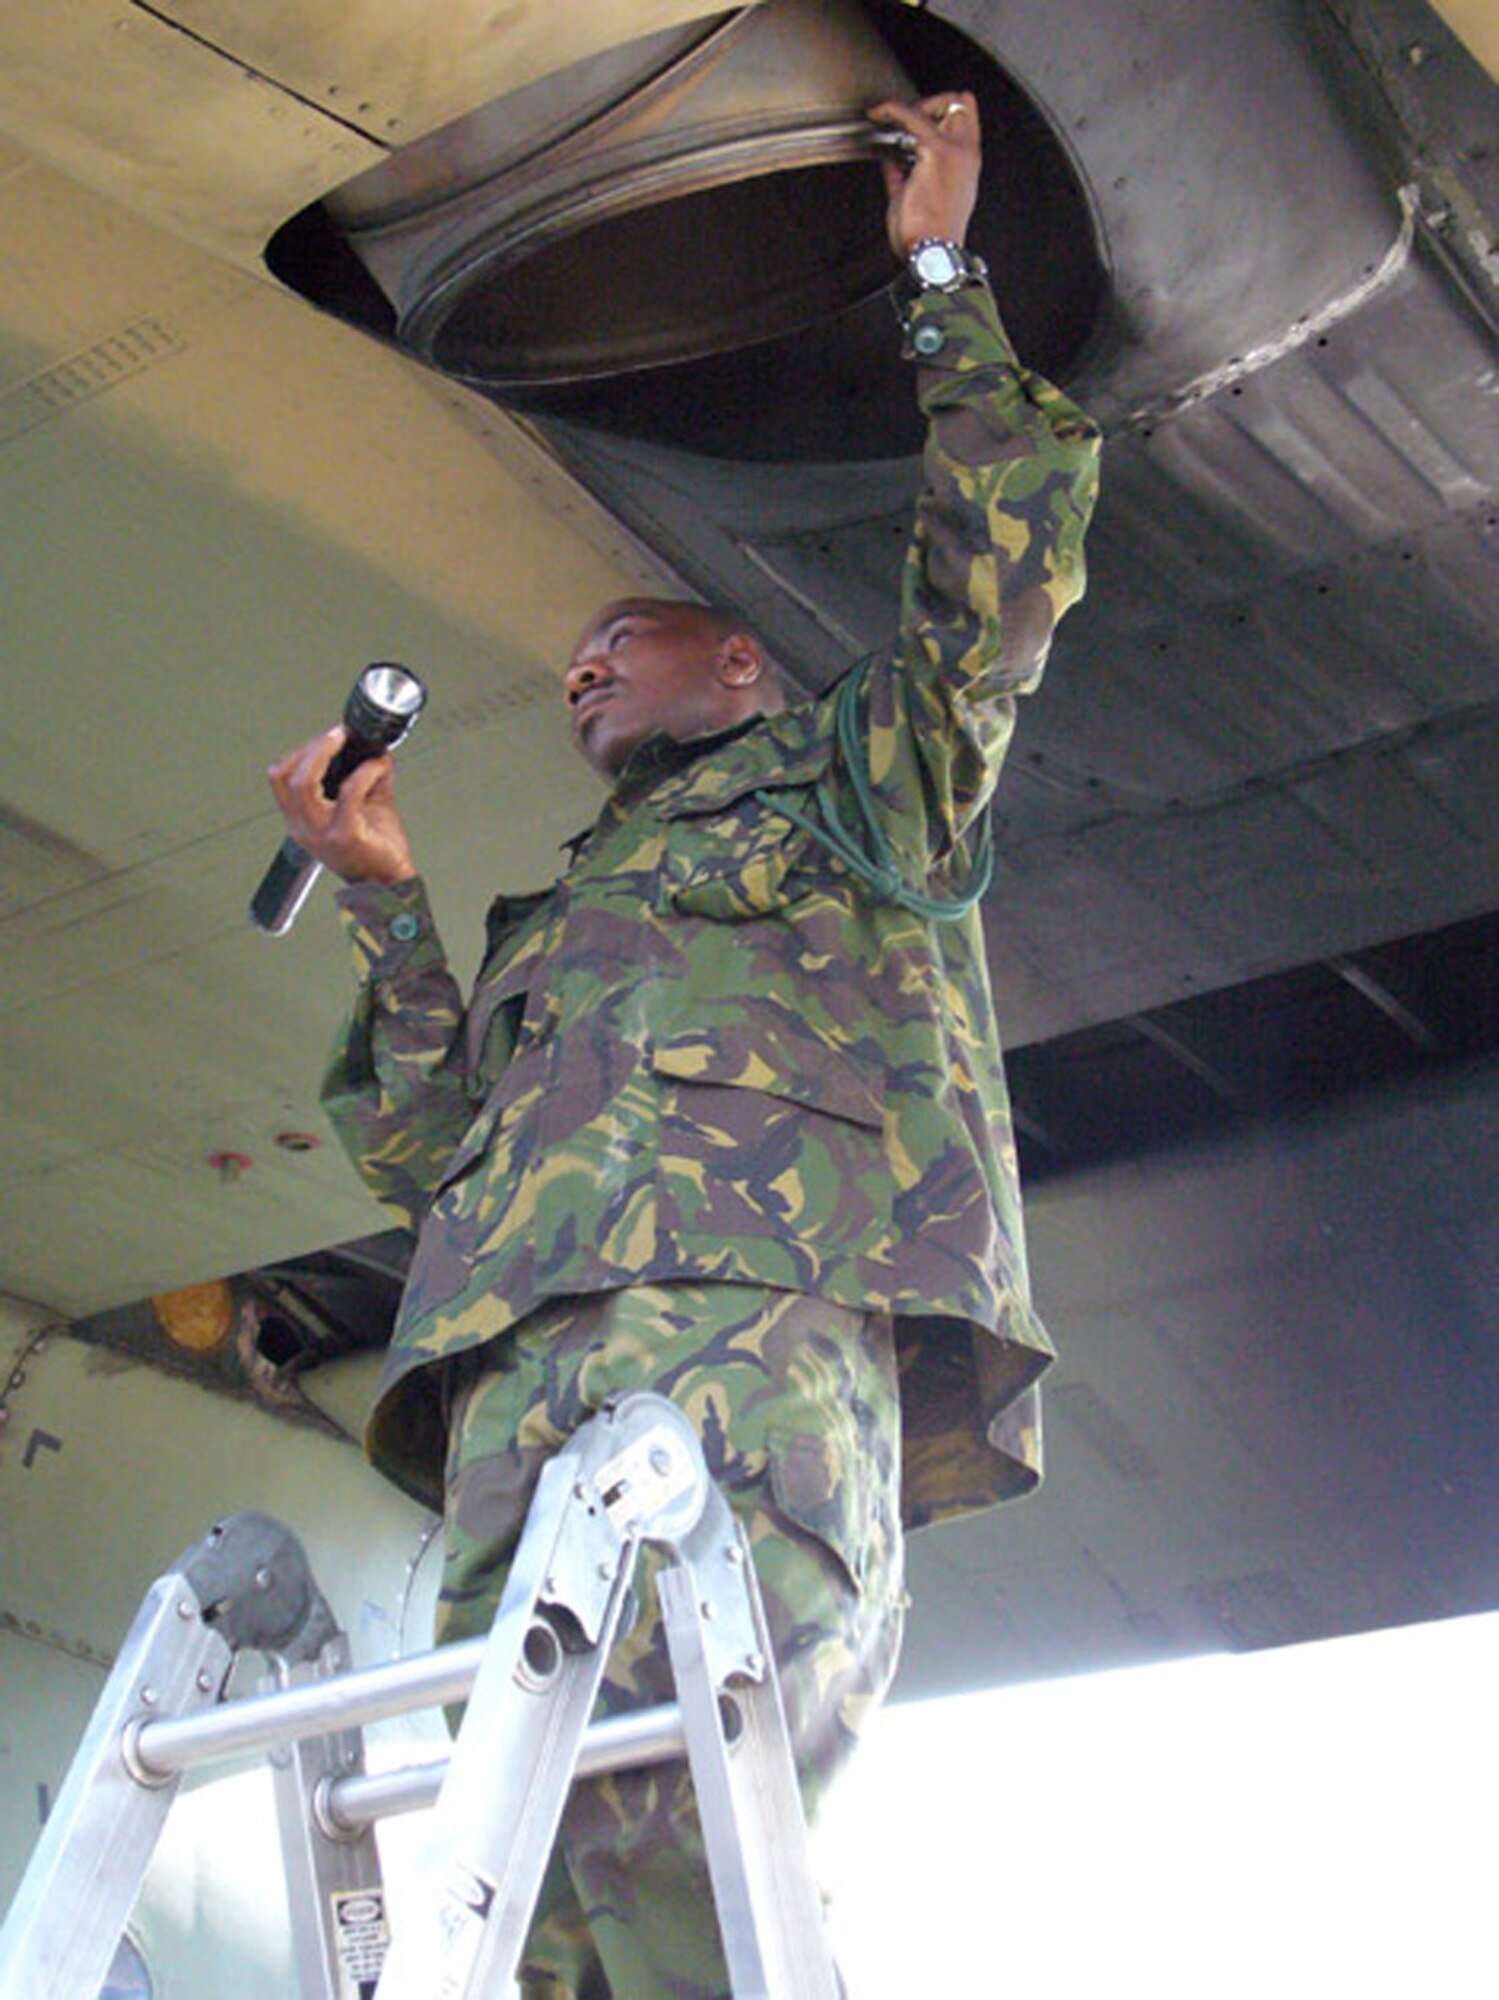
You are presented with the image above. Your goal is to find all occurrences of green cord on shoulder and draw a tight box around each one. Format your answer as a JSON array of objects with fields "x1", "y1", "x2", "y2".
[{"x1": 755, "y1": 656, "x2": 993, "y2": 923}]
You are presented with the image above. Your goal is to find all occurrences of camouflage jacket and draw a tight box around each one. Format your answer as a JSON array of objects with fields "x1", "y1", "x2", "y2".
[{"x1": 323, "y1": 283, "x2": 1101, "y2": 1528}]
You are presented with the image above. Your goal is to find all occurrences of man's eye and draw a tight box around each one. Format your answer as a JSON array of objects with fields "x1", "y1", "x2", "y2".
[{"x1": 608, "y1": 624, "x2": 634, "y2": 649}]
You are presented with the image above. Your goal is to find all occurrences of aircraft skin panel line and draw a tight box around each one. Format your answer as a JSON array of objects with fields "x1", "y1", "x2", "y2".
[{"x1": 0, "y1": 2, "x2": 730, "y2": 267}]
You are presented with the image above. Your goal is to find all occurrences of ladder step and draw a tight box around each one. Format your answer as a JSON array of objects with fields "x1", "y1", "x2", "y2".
[
  {"x1": 325, "y1": 1703, "x2": 689, "y2": 1833},
  {"x1": 129, "y1": 1635, "x2": 489, "y2": 1777}
]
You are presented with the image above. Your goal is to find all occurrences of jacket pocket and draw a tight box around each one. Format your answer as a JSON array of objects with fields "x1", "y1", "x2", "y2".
[
  {"x1": 764, "y1": 1421, "x2": 891, "y2": 1599},
  {"x1": 652, "y1": 1026, "x2": 889, "y2": 1269},
  {"x1": 657, "y1": 753, "x2": 831, "y2": 923},
  {"x1": 652, "y1": 1024, "x2": 883, "y2": 1129}
]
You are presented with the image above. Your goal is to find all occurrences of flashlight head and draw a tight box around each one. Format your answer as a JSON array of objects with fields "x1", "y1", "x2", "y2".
[{"x1": 344, "y1": 662, "x2": 428, "y2": 751}]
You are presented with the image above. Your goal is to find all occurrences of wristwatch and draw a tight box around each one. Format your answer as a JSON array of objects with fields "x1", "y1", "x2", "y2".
[{"x1": 906, "y1": 237, "x2": 989, "y2": 293}]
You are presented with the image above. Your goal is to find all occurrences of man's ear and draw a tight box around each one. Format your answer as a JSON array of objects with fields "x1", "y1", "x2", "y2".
[{"x1": 712, "y1": 633, "x2": 766, "y2": 688}]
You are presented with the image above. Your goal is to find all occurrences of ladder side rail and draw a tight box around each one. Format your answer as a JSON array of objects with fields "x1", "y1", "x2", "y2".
[
  {"x1": 658, "y1": 1501, "x2": 842, "y2": 2000},
  {"x1": 268, "y1": 1636, "x2": 391, "y2": 2000},
  {"x1": 374, "y1": 1438, "x2": 639, "y2": 2000},
  {"x1": 0, "y1": 1573, "x2": 232, "y2": 2000}
]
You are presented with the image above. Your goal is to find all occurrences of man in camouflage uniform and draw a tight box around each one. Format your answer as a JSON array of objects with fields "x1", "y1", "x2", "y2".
[{"x1": 270, "y1": 89, "x2": 1099, "y2": 2000}]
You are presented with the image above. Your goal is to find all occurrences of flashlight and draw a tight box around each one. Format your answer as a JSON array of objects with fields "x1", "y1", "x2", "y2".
[{"x1": 250, "y1": 662, "x2": 428, "y2": 936}]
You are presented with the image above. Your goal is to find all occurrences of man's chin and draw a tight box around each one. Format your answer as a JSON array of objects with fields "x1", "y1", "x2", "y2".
[{"x1": 573, "y1": 717, "x2": 632, "y2": 779}]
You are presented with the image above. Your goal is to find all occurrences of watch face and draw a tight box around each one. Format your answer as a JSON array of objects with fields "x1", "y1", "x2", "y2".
[{"x1": 913, "y1": 241, "x2": 962, "y2": 287}]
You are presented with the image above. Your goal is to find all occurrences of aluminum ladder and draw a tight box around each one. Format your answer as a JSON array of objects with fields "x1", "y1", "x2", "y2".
[{"x1": 0, "y1": 1391, "x2": 840, "y2": 2000}]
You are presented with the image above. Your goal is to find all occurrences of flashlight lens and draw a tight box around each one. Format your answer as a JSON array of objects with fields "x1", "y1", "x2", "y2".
[
  {"x1": 344, "y1": 662, "x2": 428, "y2": 750},
  {"x1": 359, "y1": 663, "x2": 425, "y2": 719}
]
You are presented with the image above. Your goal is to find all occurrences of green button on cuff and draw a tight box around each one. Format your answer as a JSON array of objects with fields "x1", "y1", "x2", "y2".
[
  {"x1": 388, "y1": 912, "x2": 421, "y2": 943},
  {"x1": 912, "y1": 322, "x2": 946, "y2": 358}
]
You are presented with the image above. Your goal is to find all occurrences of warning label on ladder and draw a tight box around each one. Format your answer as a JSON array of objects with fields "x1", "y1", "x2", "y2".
[{"x1": 330, "y1": 1886, "x2": 389, "y2": 2000}]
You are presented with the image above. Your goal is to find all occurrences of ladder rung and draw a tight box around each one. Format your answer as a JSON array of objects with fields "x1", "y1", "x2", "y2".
[
  {"x1": 324, "y1": 1703, "x2": 688, "y2": 1833},
  {"x1": 130, "y1": 1636, "x2": 489, "y2": 1777}
]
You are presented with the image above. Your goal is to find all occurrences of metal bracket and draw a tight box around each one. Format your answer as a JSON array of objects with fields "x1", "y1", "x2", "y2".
[{"x1": 177, "y1": 1510, "x2": 339, "y2": 1665}]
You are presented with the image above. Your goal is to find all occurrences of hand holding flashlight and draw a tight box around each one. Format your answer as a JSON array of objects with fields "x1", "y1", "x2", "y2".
[{"x1": 255, "y1": 663, "x2": 428, "y2": 935}]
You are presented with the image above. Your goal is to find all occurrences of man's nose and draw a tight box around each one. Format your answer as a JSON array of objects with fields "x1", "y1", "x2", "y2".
[{"x1": 564, "y1": 655, "x2": 609, "y2": 705}]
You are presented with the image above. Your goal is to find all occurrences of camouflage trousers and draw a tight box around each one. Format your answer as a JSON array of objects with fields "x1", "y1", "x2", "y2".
[{"x1": 433, "y1": 1281, "x2": 907, "y2": 2000}]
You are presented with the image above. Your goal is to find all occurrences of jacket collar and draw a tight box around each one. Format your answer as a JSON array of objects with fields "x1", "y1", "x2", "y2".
[
  {"x1": 633, "y1": 701, "x2": 829, "y2": 817},
  {"x1": 561, "y1": 697, "x2": 831, "y2": 863}
]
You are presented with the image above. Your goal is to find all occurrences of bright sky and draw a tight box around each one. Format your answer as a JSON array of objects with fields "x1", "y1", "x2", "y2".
[{"x1": 815, "y1": 1611, "x2": 1498, "y2": 2000}]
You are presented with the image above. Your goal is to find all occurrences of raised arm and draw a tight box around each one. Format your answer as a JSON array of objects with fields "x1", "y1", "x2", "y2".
[{"x1": 862, "y1": 91, "x2": 1102, "y2": 868}]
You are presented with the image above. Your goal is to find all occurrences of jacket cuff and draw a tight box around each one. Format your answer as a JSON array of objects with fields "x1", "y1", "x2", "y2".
[
  {"x1": 334, "y1": 876, "x2": 441, "y2": 980},
  {"x1": 904, "y1": 281, "x2": 1020, "y2": 381}
]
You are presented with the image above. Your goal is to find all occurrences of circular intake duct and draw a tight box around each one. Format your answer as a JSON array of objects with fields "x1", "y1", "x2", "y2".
[
  {"x1": 267, "y1": 0, "x2": 1107, "y2": 461},
  {"x1": 336, "y1": 0, "x2": 916, "y2": 386}
]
